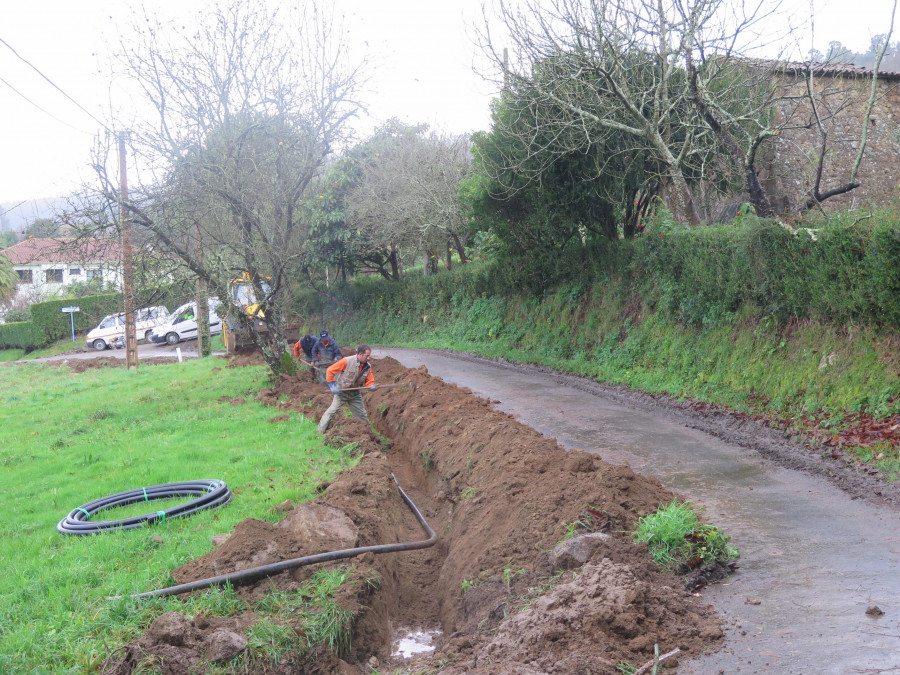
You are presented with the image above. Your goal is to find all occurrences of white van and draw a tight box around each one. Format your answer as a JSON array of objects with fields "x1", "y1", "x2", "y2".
[
  {"x1": 86, "y1": 306, "x2": 169, "y2": 351},
  {"x1": 148, "y1": 297, "x2": 222, "y2": 346}
]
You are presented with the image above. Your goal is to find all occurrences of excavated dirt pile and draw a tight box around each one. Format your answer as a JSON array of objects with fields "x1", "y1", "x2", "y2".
[{"x1": 107, "y1": 355, "x2": 725, "y2": 674}]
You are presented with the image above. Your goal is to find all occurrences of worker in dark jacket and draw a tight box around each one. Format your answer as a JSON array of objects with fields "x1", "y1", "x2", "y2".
[
  {"x1": 311, "y1": 330, "x2": 341, "y2": 363},
  {"x1": 317, "y1": 345, "x2": 377, "y2": 433},
  {"x1": 292, "y1": 334, "x2": 316, "y2": 360},
  {"x1": 310, "y1": 330, "x2": 342, "y2": 383}
]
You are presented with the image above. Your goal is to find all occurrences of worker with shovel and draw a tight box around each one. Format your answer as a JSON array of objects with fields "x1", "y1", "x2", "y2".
[
  {"x1": 292, "y1": 333, "x2": 316, "y2": 361},
  {"x1": 317, "y1": 344, "x2": 378, "y2": 433},
  {"x1": 309, "y1": 330, "x2": 342, "y2": 383}
]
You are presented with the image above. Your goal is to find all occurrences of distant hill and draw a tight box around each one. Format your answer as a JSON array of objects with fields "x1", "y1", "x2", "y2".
[{"x1": 0, "y1": 198, "x2": 68, "y2": 239}]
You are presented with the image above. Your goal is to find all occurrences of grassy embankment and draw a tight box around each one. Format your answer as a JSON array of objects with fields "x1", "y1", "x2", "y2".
[
  {"x1": 330, "y1": 258, "x2": 900, "y2": 477},
  {"x1": 0, "y1": 354, "x2": 360, "y2": 673}
]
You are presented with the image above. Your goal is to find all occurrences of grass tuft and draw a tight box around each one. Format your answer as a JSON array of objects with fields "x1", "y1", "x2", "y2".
[{"x1": 633, "y1": 500, "x2": 739, "y2": 573}]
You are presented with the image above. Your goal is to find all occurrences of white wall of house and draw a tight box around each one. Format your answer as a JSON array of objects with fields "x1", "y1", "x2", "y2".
[{"x1": 11, "y1": 262, "x2": 121, "y2": 305}]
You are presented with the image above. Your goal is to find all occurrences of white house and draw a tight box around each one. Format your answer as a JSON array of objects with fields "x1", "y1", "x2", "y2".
[{"x1": 1, "y1": 237, "x2": 122, "y2": 308}]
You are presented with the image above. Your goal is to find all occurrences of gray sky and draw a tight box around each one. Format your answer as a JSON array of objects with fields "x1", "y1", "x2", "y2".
[{"x1": 0, "y1": 0, "x2": 896, "y2": 208}]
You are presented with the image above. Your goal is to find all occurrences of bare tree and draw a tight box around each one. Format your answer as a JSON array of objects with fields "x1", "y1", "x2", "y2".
[
  {"x1": 681, "y1": 0, "x2": 898, "y2": 218},
  {"x1": 75, "y1": 0, "x2": 364, "y2": 373},
  {"x1": 478, "y1": 0, "x2": 898, "y2": 225},
  {"x1": 344, "y1": 121, "x2": 472, "y2": 279},
  {"x1": 474, "y1": 0, "x2": 782, "y2": 225}
]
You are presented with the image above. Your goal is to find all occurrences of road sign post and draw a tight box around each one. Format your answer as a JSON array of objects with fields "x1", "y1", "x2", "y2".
[{"x1": 61, "y1": 306, "x2": 80, "y2": 342}]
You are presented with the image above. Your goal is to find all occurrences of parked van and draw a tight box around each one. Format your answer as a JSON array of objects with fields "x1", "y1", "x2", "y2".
[
  {"x1": 86, "y1": 305, "x2": 169, "y2": 351},
  {"x1": 148, "y1": 297, "x2": 223, "y2": 346}
]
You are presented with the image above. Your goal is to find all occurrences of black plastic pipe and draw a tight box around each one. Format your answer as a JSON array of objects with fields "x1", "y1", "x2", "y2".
[
  {"x1": 133, "y1": 474, "x2": 435, "y2": 599},
  {"x1": 58, "y1": 480, "x2": 232, "y2": 535}
]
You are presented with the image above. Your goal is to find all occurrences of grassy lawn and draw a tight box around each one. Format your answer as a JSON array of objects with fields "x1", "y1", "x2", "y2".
[{"x1": 0, "y1": 354, "x2": 356, "y2": 673}]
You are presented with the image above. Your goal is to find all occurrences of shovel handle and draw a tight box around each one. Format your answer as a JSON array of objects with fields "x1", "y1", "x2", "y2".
[
  {"x1": 298, "y1": 359, "x2": 333, "y2": 369},
  {"x1": 338, "y1": 382, "x2": 412, "y2": 392}
]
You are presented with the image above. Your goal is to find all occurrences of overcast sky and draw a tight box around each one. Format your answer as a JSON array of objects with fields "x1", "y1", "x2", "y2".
[{"x1": 1, "y1": 0, "x2": 897, "y2": 213}]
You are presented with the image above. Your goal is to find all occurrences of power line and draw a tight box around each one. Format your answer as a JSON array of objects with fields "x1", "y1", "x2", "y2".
[
  {"x1": 0, "y1": 73, "x2": 92, "y2": 134},
  {"x1": 0, "y1": 201, "x2": 27, "y2": 219},
  {"x1": 0, "y1": 35, "x2": 112, "y2": 133}
]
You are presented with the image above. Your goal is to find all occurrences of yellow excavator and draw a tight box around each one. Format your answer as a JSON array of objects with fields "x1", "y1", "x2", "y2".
[{"x1": 222, "y1": 272, "x2": 271, "y2": 354}]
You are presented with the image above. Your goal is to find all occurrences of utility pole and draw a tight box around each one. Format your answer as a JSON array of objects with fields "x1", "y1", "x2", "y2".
[
  {"x1": 194, "y1": 219, "x2": 210, "y2": 357},
  {"x1": 119, "y1": 132, "x2": 138, "y2": 370}
]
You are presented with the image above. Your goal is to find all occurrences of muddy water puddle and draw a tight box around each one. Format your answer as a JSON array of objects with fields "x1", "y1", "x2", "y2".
[
  {"x1": 379, "y1": 348, "x2": 900, "y2": 675},
  {"x1": 391, "y1": 627, "x2": 442, "y2": 658}
]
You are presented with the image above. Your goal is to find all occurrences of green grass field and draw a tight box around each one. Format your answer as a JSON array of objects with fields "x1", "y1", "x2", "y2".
[{"x1": 0, "y1": 354, "x2": 356, "y2": 673}]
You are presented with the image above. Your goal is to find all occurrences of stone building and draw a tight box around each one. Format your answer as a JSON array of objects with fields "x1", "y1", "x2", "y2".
[{"x1": 759, "y1": 62, "x2": 900, "y2": 216}]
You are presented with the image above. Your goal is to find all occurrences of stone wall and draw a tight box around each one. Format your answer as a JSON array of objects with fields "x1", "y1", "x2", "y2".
[{"x1": 762, "y1": 71, "x2": 900, "y2": 215}]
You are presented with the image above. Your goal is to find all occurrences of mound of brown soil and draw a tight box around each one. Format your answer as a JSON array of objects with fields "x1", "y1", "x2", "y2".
[{"x1": 107, "y1": 356, "x2": 724, "y2": 674}]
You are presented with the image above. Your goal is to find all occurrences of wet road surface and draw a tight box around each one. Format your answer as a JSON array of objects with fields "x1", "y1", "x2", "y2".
[{"x1": 378, "y1": 348, "x2": 900, "y2": 675}]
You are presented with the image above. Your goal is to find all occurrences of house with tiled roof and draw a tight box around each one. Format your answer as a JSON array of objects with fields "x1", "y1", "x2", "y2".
[{"x1": 1, "y1": 238, "x2": 122, "y2": 307}]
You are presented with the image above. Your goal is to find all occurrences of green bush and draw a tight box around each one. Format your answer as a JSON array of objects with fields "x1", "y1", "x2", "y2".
[
  {"x1": 306, "y1": 215, "x2": 900, "y2": 344},
  {"x1": 4, "y1": 309, "x2": 30, "y2": 323},
  {"x1": 867, "y1": 222, "x2": 900, "y2": 326},
  {"x1": 0, "y1": 321, "x2": 37, "y2": 350},
  {"x1": 630, "y1": 218, "x2": 900, "y2": 328},
  {"x1": 30, "y1": 294, "x2": 121, "y2": 346}
]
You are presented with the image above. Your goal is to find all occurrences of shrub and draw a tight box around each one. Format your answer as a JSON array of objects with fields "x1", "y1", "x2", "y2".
[
  {"x1": 633, "y1": 500, "x2": 739, "y2": 573},
  {"x1": 4, "y1": 309, "x2": 30, "y2": 323},
  {"x1": 0, "y1": 321, "x2": 37, "y2": 350}
]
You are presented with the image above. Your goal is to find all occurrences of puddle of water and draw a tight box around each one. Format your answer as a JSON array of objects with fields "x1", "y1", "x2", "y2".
[{"x1": 391, "y1": 627, "x2": 442, "y2": 658}]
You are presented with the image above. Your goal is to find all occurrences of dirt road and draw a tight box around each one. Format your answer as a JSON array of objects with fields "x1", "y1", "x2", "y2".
[
  {"x1": 23, "y1": 341, "x2": 208, "y2": 364},
  {"x1": 378, "y1": 348, "x2": 900, "y2": 675}
]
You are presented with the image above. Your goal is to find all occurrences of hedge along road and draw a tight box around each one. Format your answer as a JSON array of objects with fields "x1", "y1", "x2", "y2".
[{"x1": 377, "y1": 347, "x2": 900, "y2": 675}]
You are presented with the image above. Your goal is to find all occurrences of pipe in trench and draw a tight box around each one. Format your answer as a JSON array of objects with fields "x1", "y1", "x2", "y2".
[{"x1": 133, "y1": 473, "x2": 435, "y2": 600}]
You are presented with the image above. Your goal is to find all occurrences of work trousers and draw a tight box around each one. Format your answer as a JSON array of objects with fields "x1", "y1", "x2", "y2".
[
  {"x1": 312, "y1": 362, "x2": 335, "y2": 384},
  {"x1": 317, "y1": 391, "x2": 369, "y2": 432}
]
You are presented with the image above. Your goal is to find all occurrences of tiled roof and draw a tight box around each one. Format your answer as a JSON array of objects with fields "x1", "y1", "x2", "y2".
[
  {"x1": 749, "y1": 58, "x2": 900, "y2": 80},
  {"x1": 1, "y1": 238, "x2": 121, "y2": 265}
]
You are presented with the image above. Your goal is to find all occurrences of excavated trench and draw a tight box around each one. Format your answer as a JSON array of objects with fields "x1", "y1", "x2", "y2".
[{"x1": 106, "y1": 355, "x2": 726, "y2": 675}]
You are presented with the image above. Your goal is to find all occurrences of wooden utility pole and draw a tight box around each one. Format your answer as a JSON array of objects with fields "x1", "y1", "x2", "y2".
[
  {"x1": 194, "y1": 219, "x2": 210, "y2": 357},
  {"x1": 119, "y1": 132, "x2": 138, "y2": 370}
]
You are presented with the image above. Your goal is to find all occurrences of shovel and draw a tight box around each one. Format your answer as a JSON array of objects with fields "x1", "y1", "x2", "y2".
[
  {"x1": 338, "y1": 381, "x2": 416, "y2": 393},
  {"x1": 298, "y1": 359, "x2": 334, "y2": 369}
]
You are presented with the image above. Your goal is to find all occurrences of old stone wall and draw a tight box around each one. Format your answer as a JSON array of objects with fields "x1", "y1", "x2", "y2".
[{"x1": 764, "y1": 73, "x2": 900, "y2": 215}]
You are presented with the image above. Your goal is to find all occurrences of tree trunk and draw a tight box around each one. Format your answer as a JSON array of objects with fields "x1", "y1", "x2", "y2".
[
  {"x1": 195, "y1": 277, "x2": 211, "y2": 357},
  {"x1": 389, "y1": 248, "x2": 401, "y2": 281},
  {"x1": 452, "y1": 233, "x2": 469, "y2": 264}
]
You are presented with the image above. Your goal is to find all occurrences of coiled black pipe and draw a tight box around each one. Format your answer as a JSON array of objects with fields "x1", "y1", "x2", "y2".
[
  {"x1": 133, "y1": 473, "x2": 435, "y2": 599},
  {"x1": 57, "y1": 480, "x2": 231, "y2": 535}
]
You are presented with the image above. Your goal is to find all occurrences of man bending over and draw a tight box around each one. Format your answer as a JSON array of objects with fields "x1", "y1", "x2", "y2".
[{"x1": 317, "y1": 345, "x2": 378, "y2": 433}]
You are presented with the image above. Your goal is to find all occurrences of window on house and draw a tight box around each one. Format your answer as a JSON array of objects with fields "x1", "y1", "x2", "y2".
[
  {"x1": 46, "y1": 269, "x2": 64, "y2": 283},
  {"x1": 69, "y1": 268, "x2": 81, "y2": 276},
  {"x1": 17, "y1": 269, "x2": 33, "y2": 283},
  {"x1": 85, "y1": 269, "x2": 102, "y2": 280}
]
